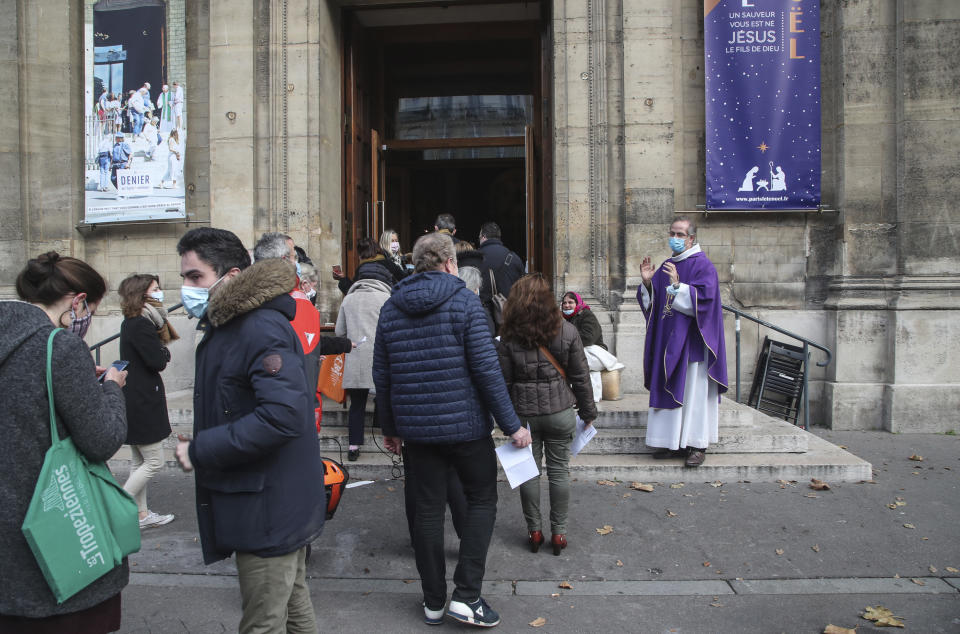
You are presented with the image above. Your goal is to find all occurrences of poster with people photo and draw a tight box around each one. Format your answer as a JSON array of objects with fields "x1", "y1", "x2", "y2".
[{"x1": 84, "y1": 0, "x2": 186, "y2": 224}]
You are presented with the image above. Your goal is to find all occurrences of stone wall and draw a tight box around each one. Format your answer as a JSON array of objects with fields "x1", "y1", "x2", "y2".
[{"x1": 3, "y1": 0, "x2": 957, "y2": 431}]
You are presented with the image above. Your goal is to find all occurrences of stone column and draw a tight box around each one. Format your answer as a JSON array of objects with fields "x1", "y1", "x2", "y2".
[{"x1": 0, "y1": 0, "x2": 24, "y2": 293}]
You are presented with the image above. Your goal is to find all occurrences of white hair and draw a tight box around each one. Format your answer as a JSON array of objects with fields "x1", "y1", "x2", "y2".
[{"x1": 458, "y1": 266, "x2": 482, "y2": 294}]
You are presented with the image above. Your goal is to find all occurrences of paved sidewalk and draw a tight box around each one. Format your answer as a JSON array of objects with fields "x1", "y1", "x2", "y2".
[{"x1": 117, "y1": 430, "x2": 960, "y2": 633}]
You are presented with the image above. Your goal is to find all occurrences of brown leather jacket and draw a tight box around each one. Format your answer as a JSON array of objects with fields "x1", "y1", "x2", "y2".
[{"x1": 497, "y1": 321, "x2": 598, "y2": 421}]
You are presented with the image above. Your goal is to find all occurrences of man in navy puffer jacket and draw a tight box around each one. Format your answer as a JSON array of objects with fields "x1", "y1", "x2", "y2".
[{"x1": 374, "y1": 231, "x2": 531, "y2": 628}]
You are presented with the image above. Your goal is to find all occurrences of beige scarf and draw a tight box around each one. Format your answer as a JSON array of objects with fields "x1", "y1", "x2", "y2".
[{"x1": 143, "y1": 298, "x2": 179, "y2": 344}]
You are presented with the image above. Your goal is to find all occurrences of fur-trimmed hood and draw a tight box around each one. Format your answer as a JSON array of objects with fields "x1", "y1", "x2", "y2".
[{"x1": 206, "y1": 258, "x2": 297, "y2": 327}]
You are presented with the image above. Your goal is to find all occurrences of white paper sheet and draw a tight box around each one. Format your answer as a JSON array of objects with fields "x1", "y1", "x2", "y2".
[
  {"x1": 495, "y1": 441, "x2": 539, "y2": 489},
  {"x1": 571, "y1": 416, "x2": 597, "y2": 457}
]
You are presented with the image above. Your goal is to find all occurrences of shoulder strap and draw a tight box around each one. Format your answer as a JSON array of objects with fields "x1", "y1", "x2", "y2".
[
  {"x1": 488, "y1": 269, "x2": 499, "y2": 296},
  {"x1": 46, "y1": 329, "x2": 63, "y2": 444},
  {"x1": 538, "y1": 345, "x2": 567, "y2": 381}
]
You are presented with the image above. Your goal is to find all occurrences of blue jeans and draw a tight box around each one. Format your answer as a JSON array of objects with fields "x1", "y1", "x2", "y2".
[
  {"x1": 98, "y1": 154, "x2": 110, "y2": 189},
  {"x1": 132, "y1": 111, "x2": 144, "y2": 135},
  {"x1": 405, "y1": 436, "x2": 498, "y2": 610}
]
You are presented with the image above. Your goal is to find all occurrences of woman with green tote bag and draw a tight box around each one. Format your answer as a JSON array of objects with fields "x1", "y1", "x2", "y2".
[{"x1": 0, "y1": 252, "x2": 129, "y2": 633}]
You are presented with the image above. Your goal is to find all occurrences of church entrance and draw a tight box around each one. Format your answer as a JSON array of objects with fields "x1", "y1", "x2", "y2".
[{"x1": 341, "y1": 3, "x2": 552, "y2": 279}]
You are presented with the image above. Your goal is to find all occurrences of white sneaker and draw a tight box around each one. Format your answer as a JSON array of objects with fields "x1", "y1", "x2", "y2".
[
  {"x1": 423, "y1": 602, "x2": 444, "y2": 626},
  {"x1": 139, "y1": 511, "x2": 174, "y2": 528}
]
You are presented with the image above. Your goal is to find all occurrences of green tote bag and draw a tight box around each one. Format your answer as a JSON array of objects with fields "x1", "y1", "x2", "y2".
[{"x1": 20, "y1": 329, "x2": 141, "y2": 604}]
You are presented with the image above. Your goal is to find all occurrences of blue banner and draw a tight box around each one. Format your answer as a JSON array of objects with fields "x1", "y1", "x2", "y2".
[{"x1": 704, "y1": 0, "x2": 821, "y2": 209}]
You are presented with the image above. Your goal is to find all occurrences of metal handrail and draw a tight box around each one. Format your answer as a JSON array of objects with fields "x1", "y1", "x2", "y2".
[
  {"x1": 89, "y1": 302, "x2": 184, "y2": 365},
  {"x1": 723, "y1": 304, "x2": 832, "y2": 430}
]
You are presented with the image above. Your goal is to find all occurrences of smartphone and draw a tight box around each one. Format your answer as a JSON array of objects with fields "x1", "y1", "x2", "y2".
[
  {"x1": 332, "y1": 265, "x2": 343, "y2": 276},
  {"x1": 99, "y1": 360, "x2": 129, "y2": 383}
]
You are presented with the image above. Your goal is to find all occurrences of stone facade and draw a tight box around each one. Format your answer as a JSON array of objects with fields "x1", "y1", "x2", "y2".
[{"x1": 1, "y1": 0, "x2": 957, "y2": 432}]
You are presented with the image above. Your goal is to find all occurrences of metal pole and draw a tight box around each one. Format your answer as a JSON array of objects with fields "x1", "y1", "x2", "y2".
[
  {"x1": 95, "y1": 346, "x2": 101, "y2": 366},
  {"x1": 734, "y1": 313, "x2": 740, "y2": 403},
  {"x1": 802, "y1": 342, "x2": 810, "y2": 430}
]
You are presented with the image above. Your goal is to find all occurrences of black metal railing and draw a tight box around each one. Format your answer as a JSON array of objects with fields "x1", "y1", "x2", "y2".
[
  {"x1": 89, "y1": 303, "x2": 184, "y2": 365},
  {"x1": 723, "y1": 304, "x2": 832, "y2": 429}
]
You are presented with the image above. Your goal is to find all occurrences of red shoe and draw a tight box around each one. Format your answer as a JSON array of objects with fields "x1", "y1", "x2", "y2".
[
  {"x1": 551, "y1": 534, "x2": 567, "y2": 556},
  {"x1": 528, "y1": 530, "x2": 544, "y2": 553}
]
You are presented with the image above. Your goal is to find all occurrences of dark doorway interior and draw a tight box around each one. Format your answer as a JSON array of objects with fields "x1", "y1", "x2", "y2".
[
  {"x1": 386, "y1": 158, "x2": 525, "y2": 249},
  {"x1": 342, "y1": 6, "x2": 552, "y2": 278}
]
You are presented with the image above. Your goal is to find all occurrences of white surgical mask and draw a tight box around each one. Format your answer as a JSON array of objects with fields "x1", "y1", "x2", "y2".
[
  {"x1": 180, "y1": 274, "x2": 226, "y2": 319},
  {"x1": 390, "y1": 241, "x2": 400, "y2": 253},
  {"x1": 148, "y1": 290, "x2": 164, "y2": 302}
]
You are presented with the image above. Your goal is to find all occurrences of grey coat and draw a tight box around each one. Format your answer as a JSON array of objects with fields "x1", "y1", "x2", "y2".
[
  {"x1": 0, "y1": 301, "x2": 128, "y2": 618},
  {"x1": 336, "y1": 278, "x2": 392, "y2": 389}
]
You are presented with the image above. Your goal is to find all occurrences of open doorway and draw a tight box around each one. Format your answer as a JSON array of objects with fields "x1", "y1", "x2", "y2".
[{"x1": 341, "y1": 3, "x2": 551, "y2": 278}]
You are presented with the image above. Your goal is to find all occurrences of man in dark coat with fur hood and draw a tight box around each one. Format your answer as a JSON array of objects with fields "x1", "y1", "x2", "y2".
[{"x1": 174, "y1": 227, "x2": 323, "y2": 633}]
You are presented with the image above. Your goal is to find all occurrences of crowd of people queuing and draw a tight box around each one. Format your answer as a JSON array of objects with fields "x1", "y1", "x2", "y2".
[
  {"x1": 0, "y1": 213, "x2": 725, "y2": 631},
  {"x1": 93, "y1": 81, "x2": 185, "y2": 197}
]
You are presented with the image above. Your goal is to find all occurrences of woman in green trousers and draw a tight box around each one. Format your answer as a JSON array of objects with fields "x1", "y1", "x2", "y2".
[{"x1": 497, "y1": 274, "x2": 597, "y2": 555}]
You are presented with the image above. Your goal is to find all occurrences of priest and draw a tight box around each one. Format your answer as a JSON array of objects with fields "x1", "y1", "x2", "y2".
[{"x1": 637, "y1": 217, "x2": 727, "y2": 467}]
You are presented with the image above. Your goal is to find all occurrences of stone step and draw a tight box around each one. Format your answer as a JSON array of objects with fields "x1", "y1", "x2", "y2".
[
  {"x1": 321, "y1": 432, "x2": 870, "y2": 484},
  {"x1": 116, "y1": 390, "x2": 868, "y2": 484},
  {"x1": 314, "y1": 421, "x2": 808, "y2": 454},
  {"x1": 314, "y1": 393, "x2": 761, "y2": 430}
]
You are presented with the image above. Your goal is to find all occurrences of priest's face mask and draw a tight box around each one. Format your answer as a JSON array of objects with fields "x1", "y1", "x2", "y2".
[{"x1": 668, "y1": 221, "x2": 695, "y2": 253}]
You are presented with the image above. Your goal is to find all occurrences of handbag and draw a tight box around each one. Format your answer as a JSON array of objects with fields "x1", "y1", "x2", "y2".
[
  {"x1": 317, "y1": 353, "x2": 346, "y2": 404},
  {"x1": 21, "y1": 329, "x2": 140, "y2": 604},
  {"x1": 488, "y1": 269, "x2": 508, "y2": 329}
]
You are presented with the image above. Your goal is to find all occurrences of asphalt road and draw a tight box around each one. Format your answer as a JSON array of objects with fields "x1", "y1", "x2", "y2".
[{"x1": 117, "y1": 430, "x2": 960, "y2": 633}]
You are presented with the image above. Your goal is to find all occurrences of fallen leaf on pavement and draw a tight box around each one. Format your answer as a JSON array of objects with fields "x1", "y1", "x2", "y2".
[
  {"x1": 630, "y1": 482, "x2": 654, "y2": 492},
  {"x1": 550, "y1": 593, "x2": 559, "y2": 597},
  {"x1": 838, "y1": 445, "x2": 848, "y2": 449},
  {"x1": 597, "y1": 480, "x2": 618, "y2": 486},
  {"x1": 403, "y1": 579, "x2": 415, "y2": 584},
  {"x1": 805, "y1": 493, "x2": 819, "y2": 498},
  {"x1": 861, "y1": 605, "x2": 904, "y2": 628},
  {"x1": 910, "y1": 578, "x2": 925, "y2": 586},
  {"x1": 946, "y1": 567, "x2": 959, "y2": 573},
  {"x1": 709, "y1": 598, "x2": 723, "y2": 608},
  {"x1": 929, "y1": 565, "x2": 937, "y2": 574},
  {"x1": 909, "y1": 454, "x2": 923, "y2": 461},
  {"x1": 823, "y1": 625, "x2": 856, "y2": 634},
  {"x1": 903, "y1": 523, "x2": 915, "y2": 529},
  {"x1": 894, "y1": 574, "x2": 900, "y2": 578},
  {"x1": 812, "y1": 544, "x2": 820, "y2": 552},
  {"x1": 670, "y1": 483, "x2": 685, "y2": 489},
  {"x1": 529, "y1": 617, "x2": 547, "y2": 627},
  {"x1": 702, "y1": 561, "x2": 711, "y2": 567},
  {"x1": 887, "y1": 500, "x2": 906, "y2": 509},
  {"x1": 622, "y1": 493, "x2": 632, "y2": 498},
  {"x1": 710, "y1": 481, "x2": 723, "y2": 487},
  {"x1": 616, "y1": 560, "x2": 624, "y2": 567},
  {"x1": 666, "y1": 510, "x2": 678, "y2": 517},
  {"x1": 776, "y1": 548, "x2": 784, "y2": 556},
  {"x1": 558, "y1": 581, "x2": 573, "y2": 589},
  {"x1": 810, "y1": 478, "x2": 830, "y2": 490},
  {"x1": 596, "y1": 525, "x2": 614, "y2": 535}
]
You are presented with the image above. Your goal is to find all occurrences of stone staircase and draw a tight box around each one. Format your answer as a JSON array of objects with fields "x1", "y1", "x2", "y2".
[{"x1": 110, "y1": 390, "x2": 871, "y2": 484}]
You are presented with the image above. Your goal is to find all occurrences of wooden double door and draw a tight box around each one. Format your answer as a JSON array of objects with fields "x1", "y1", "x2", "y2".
[{"x1": 341, "y1": 12, "x2": 552, "y2": 278}]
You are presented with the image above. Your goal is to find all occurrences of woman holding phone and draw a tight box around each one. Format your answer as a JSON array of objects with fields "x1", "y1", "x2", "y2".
[
  {"x1": 117, "y1": 274, "x2": 177, "y2": 529},
  {"x1": 0, "y1": 252, "x2": 128, "y2": 631}
]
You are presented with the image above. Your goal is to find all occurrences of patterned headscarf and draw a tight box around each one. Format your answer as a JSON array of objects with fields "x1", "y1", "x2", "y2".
[{"x1": 561, "y1": 291, "x2": 589, "y2": 319}]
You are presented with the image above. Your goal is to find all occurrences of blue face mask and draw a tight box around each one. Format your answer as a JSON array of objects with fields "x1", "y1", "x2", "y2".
[
  {"x1": 180, "y1": 275, "x2": 226, "y2": 319},
  {"x1": 295, "y1": 261, "x2": 302, "y2": 278},
  {"x1": 148, "y1": 290, "x2": 164, "y2": 303},
  {"x1": 562, "y1": 308, "x2": 574, "y2": 317},
  {"x1": 669, "y1": 237, "x2": 687, "y2": 253}
]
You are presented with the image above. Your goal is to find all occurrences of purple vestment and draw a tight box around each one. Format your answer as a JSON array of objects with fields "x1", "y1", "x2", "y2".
[{"x1": 637, "y1": 250, "x2": 728, "y2": 409}]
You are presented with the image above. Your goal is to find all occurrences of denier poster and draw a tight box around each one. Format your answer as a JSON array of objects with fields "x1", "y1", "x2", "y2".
[{"x1": 85, "y1": 0, "x2": 185, "y2": 224}]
